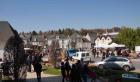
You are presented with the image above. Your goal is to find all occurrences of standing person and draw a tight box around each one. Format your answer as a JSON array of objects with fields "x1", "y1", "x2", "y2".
[
  {"x1": 34, "y1": 62, "x2": 42, "y2": 82},
  {"x1": 61, "y1": 62, "x2": 66, "y2": 82},
  {"x1": 81, "y1": 64, "x2": 88, "y2": 82},
  {"x1": 65, "y1": 58, "x2": 71, "y2": 81},
  {"x1": 27, "y1": 53, "x2": 32, "y2": 72},
  {"x1": 70, "y1": 64, "x2": 77, "y2": 82},
  {"x1": 92, "y1": 48, "x2": 96, "y2": 58},
  {"x1": 102, "y1": 52, "x2": 106, "y2": 61},
  {"x1": 75, "y1": 60, "x2": 82, "y2": 82}
]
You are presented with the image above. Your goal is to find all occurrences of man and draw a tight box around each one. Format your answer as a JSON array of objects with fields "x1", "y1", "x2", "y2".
[{"x1": 34, "y1": 62, "x2": 42, "y2": 82}]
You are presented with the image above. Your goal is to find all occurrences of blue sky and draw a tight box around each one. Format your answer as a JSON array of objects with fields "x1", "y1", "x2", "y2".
[{"x1": 0, "y1": 0, "x2": 140, "y2": 32}]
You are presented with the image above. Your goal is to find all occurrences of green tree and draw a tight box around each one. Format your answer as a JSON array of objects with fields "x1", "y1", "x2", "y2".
[{"x1": 115, "y1": 27, "x2": 136, "y2": 50}]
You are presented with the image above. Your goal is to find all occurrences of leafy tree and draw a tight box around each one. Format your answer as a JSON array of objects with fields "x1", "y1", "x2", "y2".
[
  {"x1": 114, "y1": 27, "x2": 138, "y2": 50},
  {"x1": 135, "y1": 27, "x2": 140, "y2": 46}
]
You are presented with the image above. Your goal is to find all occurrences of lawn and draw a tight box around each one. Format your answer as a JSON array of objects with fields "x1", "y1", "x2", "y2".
[{"x1": 43, "y1": 66, "x2": 61, "y2": 75}]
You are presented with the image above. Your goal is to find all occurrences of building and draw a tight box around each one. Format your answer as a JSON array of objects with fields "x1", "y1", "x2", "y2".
[
  {"x1": 0, "y1": 21, "x2": 26, "y2": 80},
  {"x1": 46, "y1": 35, "x2": 70, "y2": 49}
]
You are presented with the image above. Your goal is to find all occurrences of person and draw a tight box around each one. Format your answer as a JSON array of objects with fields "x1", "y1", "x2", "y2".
[
  {"x1": 92, "y1": 48, "x2": 96, "y2": 58},
  {"x1": 27, "y1": 54, "x2": 32, "y2": 72},
  {"x1": 88, "y1": 68, "x2": 97, "y2": 82},
  {"x1": 34, "y1": 62, "x2": 42, "y2": 82},
  {"x1": 102, "y1": 52, "x2": 106, "y2": 61},
  {"x1": 61, "y1": 62, "x2": 66, "y2": 82},
  {"x1": 81, "y1": 64, "x2": 88, "y2": 82},
  {"x1": 75, "y1": 60, "x2": 82, "y2": 82},
  {"x1": 65, "y1": 58, "x2": 71, "y2": 81},
  {"x1": 70, "y1": 64, "x2": 77, "y2": 82}
]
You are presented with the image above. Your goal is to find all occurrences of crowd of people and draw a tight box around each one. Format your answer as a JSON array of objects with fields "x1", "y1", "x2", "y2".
[
  {"x1": 60, "y1": 58, "x2": 96, "y2": 82},
  {"x1": 24, "y1": 48, "x2": 134, "y2": 82},
  {"x1": 92, "y1": 48, "x2": 136, "y2": 61}
]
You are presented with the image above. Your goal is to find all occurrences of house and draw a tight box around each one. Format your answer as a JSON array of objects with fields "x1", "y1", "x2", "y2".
[
  {"x1": 0, "y1": 21, "x2": 15, "y2": 60},
  {"x1": 46, "y1": 35, "x2": 70, "y2": 49},
  {"x1": 30, "y1": 34, "x2": 46, "y2": 50},
  {"x1": 19, "y1": 32, "x2": 32, "y2": 48},
  {"x1": 70, "y1": 33, "x2": 94, "y2": 50},
  {"x1": 70, "y1": 33, "x2": 82, "y2": 49},
  {"x1": 0, "y1": 21, "x2": 26, "y2": 80},
  {"x1": 82, "y1": 33, "x2": 92, "y2": 50},
  {"x1": 95, "y1": 35, "x2": 112, "y2": 46}
]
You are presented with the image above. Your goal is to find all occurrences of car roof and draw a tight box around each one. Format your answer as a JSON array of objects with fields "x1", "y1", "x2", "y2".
[{"x1": 109, "y1": 56, "x2": 129, "y2": 60}]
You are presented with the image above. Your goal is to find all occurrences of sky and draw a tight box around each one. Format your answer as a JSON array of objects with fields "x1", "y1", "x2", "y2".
[{"x1": 0, "y1": 0, "x2": 140, "y2": 32}]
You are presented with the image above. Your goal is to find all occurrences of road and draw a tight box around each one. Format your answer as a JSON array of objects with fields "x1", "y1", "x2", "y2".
[{"x1": 90, "y1": 55, "x2": 140, "y2": 70}]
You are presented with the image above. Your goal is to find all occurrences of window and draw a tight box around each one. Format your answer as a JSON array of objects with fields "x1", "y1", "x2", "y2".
[
  {"x1": 82, "y1": 53, "x2": 85, "y2": 57},
  {"x1": 76, "y1": 53, "x2": 78, "y2": 57},
  {"x1": 86, "y1": 53, "x2": 89, "y2": 56},
  {"x1": 106, "y1": 58, "x2": 117, "y2": 62},
  {"x1": 116, "y1": 58, "x2": 128, "y2": 62}
]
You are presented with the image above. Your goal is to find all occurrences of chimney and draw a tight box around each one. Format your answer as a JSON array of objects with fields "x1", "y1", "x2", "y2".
[{"x1": 105, "y1": 28, "x2": 108, "y2": 34}]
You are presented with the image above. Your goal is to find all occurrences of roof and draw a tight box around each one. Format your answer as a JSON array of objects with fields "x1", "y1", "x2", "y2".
[
  {"x1": 0, "y1": 21, "x2": 15, "y2": 49},
  {"x1": 31, "y1": 35, "x2": 45, "y2": 42}
]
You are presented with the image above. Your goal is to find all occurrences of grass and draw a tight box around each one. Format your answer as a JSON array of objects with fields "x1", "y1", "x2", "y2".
[{"x1": 43, "y1": 66, "x2": 61, "y2": 75}]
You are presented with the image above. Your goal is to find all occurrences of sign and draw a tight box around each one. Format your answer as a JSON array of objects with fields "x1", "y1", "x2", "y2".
[{"x1": 122, "y1": 73, "x2": 140, "y2": 79}]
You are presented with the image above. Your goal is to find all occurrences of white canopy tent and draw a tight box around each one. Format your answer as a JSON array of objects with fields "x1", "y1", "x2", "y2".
[
  {"x1": 110, "y1": 43, "x2": 125, "y2": 47},
  {"x1": 94, "y1": 43, "x2": 125, "y2": 48}
]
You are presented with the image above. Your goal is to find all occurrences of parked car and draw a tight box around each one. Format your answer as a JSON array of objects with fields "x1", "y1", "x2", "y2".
[
  {"x1": 95, "y1": 56, "x2": 135, "y2": 71},
  {"x1": 72, "y1": 51, "x2": 91, "y2": 62}
]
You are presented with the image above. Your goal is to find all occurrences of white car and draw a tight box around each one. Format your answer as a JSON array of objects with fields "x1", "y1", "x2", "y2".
[{"x1": 95, "y1": 56, "x2": 135, "y2": 71}]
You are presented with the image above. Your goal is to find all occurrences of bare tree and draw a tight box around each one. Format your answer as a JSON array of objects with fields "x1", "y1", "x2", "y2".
[{"x1": 49, "y1": 40, "x2": 60, "y2": 68}]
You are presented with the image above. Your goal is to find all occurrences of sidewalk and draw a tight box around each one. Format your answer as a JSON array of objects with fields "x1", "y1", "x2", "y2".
[
  {"x1": 26, "y1": 72, "x2": 102, "y2": 82},
  {"x1": 26, "y1": 72, "x2": 61, "y2": 82}
]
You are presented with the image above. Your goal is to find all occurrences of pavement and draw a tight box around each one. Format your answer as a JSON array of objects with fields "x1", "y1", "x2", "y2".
[{"x1": 26, "y1": 72, "x2": 102, "y2": 82}]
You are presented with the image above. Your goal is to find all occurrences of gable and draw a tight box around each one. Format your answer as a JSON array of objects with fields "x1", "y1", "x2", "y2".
[{"x1": 0, "y1": 21, "x2": 15, "y2": 49}]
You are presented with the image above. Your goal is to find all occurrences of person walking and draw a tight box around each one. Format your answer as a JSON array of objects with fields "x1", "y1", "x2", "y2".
[
  {"x1": 34, "y1": 62, "x2": 42, "y2": 82},
  {"x1": 61, "y1": 62, "x2": 66, "y2": 82}
]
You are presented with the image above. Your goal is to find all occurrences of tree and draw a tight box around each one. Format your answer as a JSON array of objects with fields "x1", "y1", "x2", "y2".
[
  {"x1": 32, "y1": 30, "x2": 38, "y2": 35},
  {"x1": 114, "y1": 27, "x2": 137, "y2": 50},
  {"x1": 39, "y1": 30, "x2": 42, "y2": 35},
  {"x1": 135, "y1": 27, "x2": 140, "y2": 46},
  {"x1": 49, "y1": 40, "x2": 60, "y2": 68}
]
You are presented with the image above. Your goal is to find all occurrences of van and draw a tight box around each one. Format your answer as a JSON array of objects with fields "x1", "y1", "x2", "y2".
[{"x1": 72, "y1": 51, "x2": 91, "y2": 61}]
